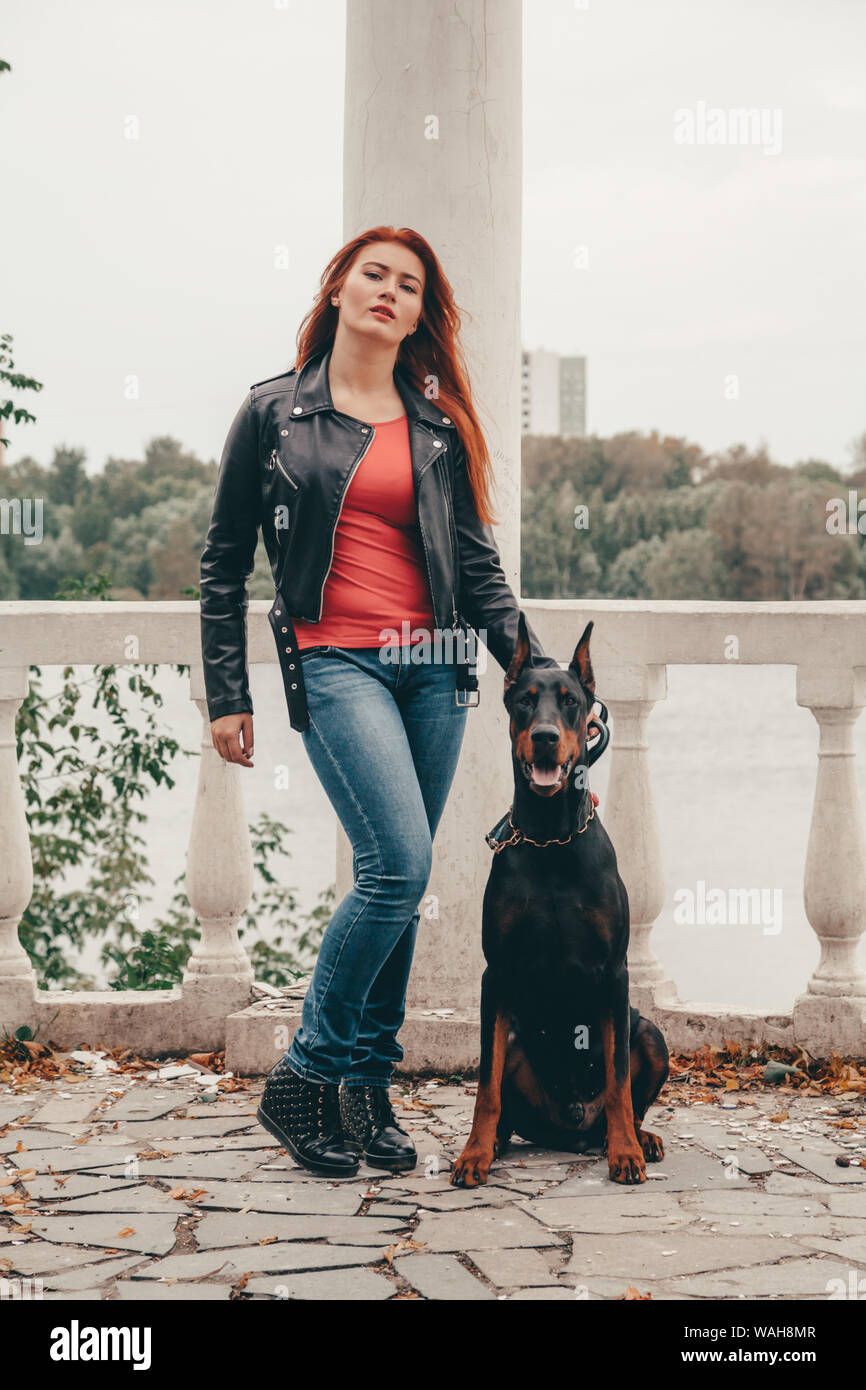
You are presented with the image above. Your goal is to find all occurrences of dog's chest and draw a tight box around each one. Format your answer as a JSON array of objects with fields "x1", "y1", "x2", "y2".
[{"x1": 484, "y1": 857, "x2": 615, "y2": 976}]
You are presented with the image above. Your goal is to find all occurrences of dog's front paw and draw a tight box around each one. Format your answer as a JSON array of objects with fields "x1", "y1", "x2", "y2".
[
  {"x1": 608, "y1": 1142, "x2": 647, "y2": 1184},
  {"x1": 451, "y1": 1141, "x2": 495, "y2": 1187},
  {"x1": 636, "y1": 1126, "x2": 664, "y2": 1162}
]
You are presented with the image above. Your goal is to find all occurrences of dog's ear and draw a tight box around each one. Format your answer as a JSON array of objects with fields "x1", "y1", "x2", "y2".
[
  {"x1": 568, "y1": 620, "x2": 596, "y2": 697},
  {"x1": 504, "y1": 610, "x2": 531, "y2": 696}
]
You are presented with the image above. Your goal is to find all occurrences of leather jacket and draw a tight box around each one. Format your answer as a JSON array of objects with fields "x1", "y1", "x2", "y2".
[{"x1": 199, "y1": 344, "x2": 558, "y2": 731}]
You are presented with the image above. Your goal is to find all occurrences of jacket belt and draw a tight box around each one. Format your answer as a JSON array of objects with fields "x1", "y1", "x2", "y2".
[
  {"x1": 454, "y1": 620, "x2": 480, "y2": 706},
  {"x1": 268, "y1": 594, "x2": 311, "y2": 732}
]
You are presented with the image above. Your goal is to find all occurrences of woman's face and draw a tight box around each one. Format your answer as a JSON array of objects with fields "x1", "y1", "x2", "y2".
[{"x1": 337, "y1": 241, "x2": 426, "y2": 345}]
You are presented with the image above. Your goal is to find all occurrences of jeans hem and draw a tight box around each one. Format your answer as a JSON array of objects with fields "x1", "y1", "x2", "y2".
[{"x1": 282, "y1": 1055, "x2": 343, "y2": 1086}]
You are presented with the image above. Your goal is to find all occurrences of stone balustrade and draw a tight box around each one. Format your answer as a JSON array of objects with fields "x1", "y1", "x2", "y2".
[{"x1": 1, "y1": 598, "x2": 865, "y2": 1070}]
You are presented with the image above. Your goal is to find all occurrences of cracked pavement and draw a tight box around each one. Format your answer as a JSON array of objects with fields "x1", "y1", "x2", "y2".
[{"x1": 1, "y1": 1065, "x2": 865, "y2": 1301}]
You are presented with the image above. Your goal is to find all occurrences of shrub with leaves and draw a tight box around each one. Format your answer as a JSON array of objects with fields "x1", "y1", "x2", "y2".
[{"x1": 15, "y1": 571, "x2": 328, "y2": 990}]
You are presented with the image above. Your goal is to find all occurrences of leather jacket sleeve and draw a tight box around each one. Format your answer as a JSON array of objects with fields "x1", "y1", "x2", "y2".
[
  {"x1": 199, "y1": 390, "x2": 261, "y2": 721},
  {"x1": 450, "y1": 432, "x2": 560, "y2": 674}
]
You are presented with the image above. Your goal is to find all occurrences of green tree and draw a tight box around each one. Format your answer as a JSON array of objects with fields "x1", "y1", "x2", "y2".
[{"x1": 16, "y1": 571, "x2": 328, "y2": 991}]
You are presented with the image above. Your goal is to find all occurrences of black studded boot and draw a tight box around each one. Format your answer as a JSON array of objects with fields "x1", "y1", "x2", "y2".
[
  {"x1": 257, "y1": 1056, "x2": 360, "y2": 1177},
  {"x1": 339, "y1": 1083, "x2": 417, "y2": 1172}
]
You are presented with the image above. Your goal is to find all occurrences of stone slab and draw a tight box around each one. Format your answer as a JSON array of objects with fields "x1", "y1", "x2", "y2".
[
  {"x1": 543, "y1": 1147, "x2": 751, "y2": 1196},
  {"x1": 128, "y1": 1243, "x2": 387, "y2": 1280},
  {"x1": 371, "y1": 1170, "x2": 481, "y2": 1195},
  {"x1": 193, "y1": 1212, "x2": 409, "y2": 1248},
  {"x1": 100, "y1": 1117, "x2": 259, "y2": 1140},
  {"x1": 241, "y1": 1267, "x2": 394, "y2": 1299},
  {"x1": 412, "y1": 1205, "x2": 564, "y2": 1252},
  {"x1": 654, "y1": 1255, "x2": 857, "y2": 1299},
  {"x1": 181, "y1": 1180, "x2": 367, "y2": 1215},
  {"x1": 762, "y1": 1172, "x2": 838, "y2": 1196},
  {"x1": 563, "y1": 1233, "x2": 807, "y2": 1280},
  {"x1": 676, "y1": 1189, "x2": 864, "y2": 1238},
  {"x1": 87, "y1": 1153, "x2": 272, "y2": 1182},
  {"x1": 570, "y1": 1278, "x2": 698, "y2": 1301},
  {"x1": 793, "y1": 1234, "x2": 866, "y2": 1264},
  {"x1": 826, "y1": 1193, "x2": 866, "y2": 1217},
  {"x1": 504, "y1": 1286, "x2": 584, "y2": 1300},
  {"x1": 43, "y1": 1289, "x2": 104, "y2": 1300},
  {"x1": 5, "y1": 1144, "x2": 164, "y2": 1174},
  {"x1": 114, "y1": 1280, "x2": 232, "y2": 1300},
  {"x1": 521, "y1": 1193, "x2": 691, "y2": 1234},
  {"x1": 0, "y1": 1102, "x2": 41, "y2": 1126},
  {"x1": 47, "y1": 1186, "x2": 196, "y2": 1216},
  {"x1": 404, "y1": 1187, "x2": 531, "y2": 1210},
  {"x1": 85, "y1": 1133, "x2": 276, "y2": 1155},
  {"x1": 182, "y1": 1104, "x2": 259, "y2": 1120},
  {"x1": 393, "y1": 1253, "x2": 495, "y2": 1300},
  {"x1": 21, "y1": 1213, "x2": 178, "y2": 1256},
  {"x1": 94, "y1": 1091, "x2": 197, "y2": 1123},
  {"x1": 464, "y1": 1246, "x2": 562, "y2": 1287},
  {"x1": 17, "y1": 1174, "x2": 142, "y2": 1202},
  {"x1": 24, "y1": 1097, "x2": 100, "y2": 1125},
  {"x1": 40, "y1": 1256, "x2": 146, "y2": 1290},
  {"x1": 0, "y1": 1240, "x2": 122, "y2": 1277},
  {"x1": 776, "y1": 1145, "x2": 866, "y2": 1184},
  {"x1": 0, "y1": 1130, "x2": 136, "y2": 1154}
]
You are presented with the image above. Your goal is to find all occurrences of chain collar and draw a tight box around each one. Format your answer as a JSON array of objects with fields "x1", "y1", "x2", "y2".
[{"x1": 488, "y1": 791, "x2": 598, "y2": 853}]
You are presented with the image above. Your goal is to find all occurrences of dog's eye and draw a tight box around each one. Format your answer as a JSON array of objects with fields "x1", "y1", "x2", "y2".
[
  {"x1": 517, "y1": 693, "x2": 533, "y2": 708},
  {"x1": 562, "y1": 692, "x2": 577, "y2": 705}
]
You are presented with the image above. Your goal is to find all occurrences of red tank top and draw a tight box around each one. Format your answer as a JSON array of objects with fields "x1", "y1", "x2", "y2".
[{"x1": 292, "y1": 414, "x2": 436, "y2": 649}]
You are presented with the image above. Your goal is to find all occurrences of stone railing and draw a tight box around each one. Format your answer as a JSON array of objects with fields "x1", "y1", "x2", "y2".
[
  {"x1": 531, "y1": 600, "x2": 866, "y2": 1062},
  {"x1": 1, "y1": 599, "x2": 865, "y2": 1070}
]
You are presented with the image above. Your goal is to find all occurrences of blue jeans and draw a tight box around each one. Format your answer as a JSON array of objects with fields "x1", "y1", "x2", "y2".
[{"x1": 284, "y1": 638, "x2": 468, "y2": 1087}]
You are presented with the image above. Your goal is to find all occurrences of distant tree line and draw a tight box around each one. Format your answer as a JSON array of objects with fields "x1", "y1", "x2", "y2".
[
  {"x1": 2, "y1": 427, "x2": 866, "y2": 602},
  {"x1": 521, "y1": 430, "x2": 866, "y2": 601}
]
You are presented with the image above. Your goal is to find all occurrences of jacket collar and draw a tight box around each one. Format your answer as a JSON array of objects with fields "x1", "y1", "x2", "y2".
[{"x1": 293, "y1": 344, "x2": 453, "y2": 430}]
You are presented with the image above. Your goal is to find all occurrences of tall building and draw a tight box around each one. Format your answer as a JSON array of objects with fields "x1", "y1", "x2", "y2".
[{"x1": 520, "y1": 348, "x2": 586, "y2": 437}]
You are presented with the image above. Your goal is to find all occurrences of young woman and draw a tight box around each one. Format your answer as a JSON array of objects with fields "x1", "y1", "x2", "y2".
[{"x1": 200, "y1": 226, "x2": 595, "y2": 1178}]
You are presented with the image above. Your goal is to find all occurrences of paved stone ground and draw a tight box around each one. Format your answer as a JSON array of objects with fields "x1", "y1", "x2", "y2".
[{"x1": 1, "y1": 1064, "x2": 865, "y2": 1301}]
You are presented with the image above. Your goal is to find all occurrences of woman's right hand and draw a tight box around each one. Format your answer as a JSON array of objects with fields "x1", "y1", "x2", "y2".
[{"x1": 211, "y1": 713, "x2": 254, "y2": 768}]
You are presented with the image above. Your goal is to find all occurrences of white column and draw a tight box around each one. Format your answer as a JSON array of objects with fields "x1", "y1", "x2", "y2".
[
  {"x1": 792, "y1": 666, "x2": 866, "y2": 1054},
  {"x1": 0, "y1": 668, "x2": 37, "y2": 1030},
  {"x1": 602, "y1": 664, "x2": 677, "y2": 1012},
  {"x1": 344, "y1": 1, "x2": 523, "y2": 1012},
  {"x1": 182, "y1": 670, "x2": 255, "y2": 1042}
]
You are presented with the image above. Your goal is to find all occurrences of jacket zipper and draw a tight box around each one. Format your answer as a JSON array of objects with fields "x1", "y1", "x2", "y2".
[
  {"x1": 412, "y1": 436, "x2": 449, "y2": 633},
  {"x1": 315, "y1": 426, "x2": 376, "y2": 619},
  {"x1": 273, "y1": 449, "x2": 299, "y2": 490},
  {"x1": 437, "y1": 454, "x2": 459, "y2": 629}
]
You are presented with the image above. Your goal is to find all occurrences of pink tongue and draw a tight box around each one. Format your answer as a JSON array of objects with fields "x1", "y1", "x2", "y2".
[{"x1": 531, "y1": 764, "x2": 561, "y2": 786}]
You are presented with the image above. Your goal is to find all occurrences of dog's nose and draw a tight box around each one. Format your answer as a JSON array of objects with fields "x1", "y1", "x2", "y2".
[{"x1": 530, "y1": 725, "x2": 560, "y2": 752}]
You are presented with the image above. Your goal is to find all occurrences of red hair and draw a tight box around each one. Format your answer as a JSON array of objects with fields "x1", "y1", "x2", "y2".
[{"x1": 294, "y1": 226, "x2": 497, "y2": 526}]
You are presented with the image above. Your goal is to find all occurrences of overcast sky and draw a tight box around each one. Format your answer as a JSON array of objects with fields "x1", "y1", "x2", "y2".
[{"x1": 3, "y1": 0, "x2": 864, "y2": 474}]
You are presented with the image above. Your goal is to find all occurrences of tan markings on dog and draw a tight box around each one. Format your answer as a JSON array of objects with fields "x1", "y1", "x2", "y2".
[
  {"x1": 628, "y1": 1041, "x2": 666, "y2": 1162},
  {"x1": 495, "y1": 898, "x2": 528, "y2": 936},
  {"x1": 582, "y1": 904, "x2": 615, "y2": 942},
  {"x1": 600, "y1": 1014, "x2": 647, "y2": 1185},
  {"x1": 514, "y1": 728, "x2": 536, "y2": 763},
  {"x1": 450, "y1": 1007, "x2": 511, "y2": 1187}
]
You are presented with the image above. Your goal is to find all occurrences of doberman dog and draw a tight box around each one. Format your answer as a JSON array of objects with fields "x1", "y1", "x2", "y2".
[{"x1": 451, "y1": 614, "x2": 669, "y2": 1187}]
